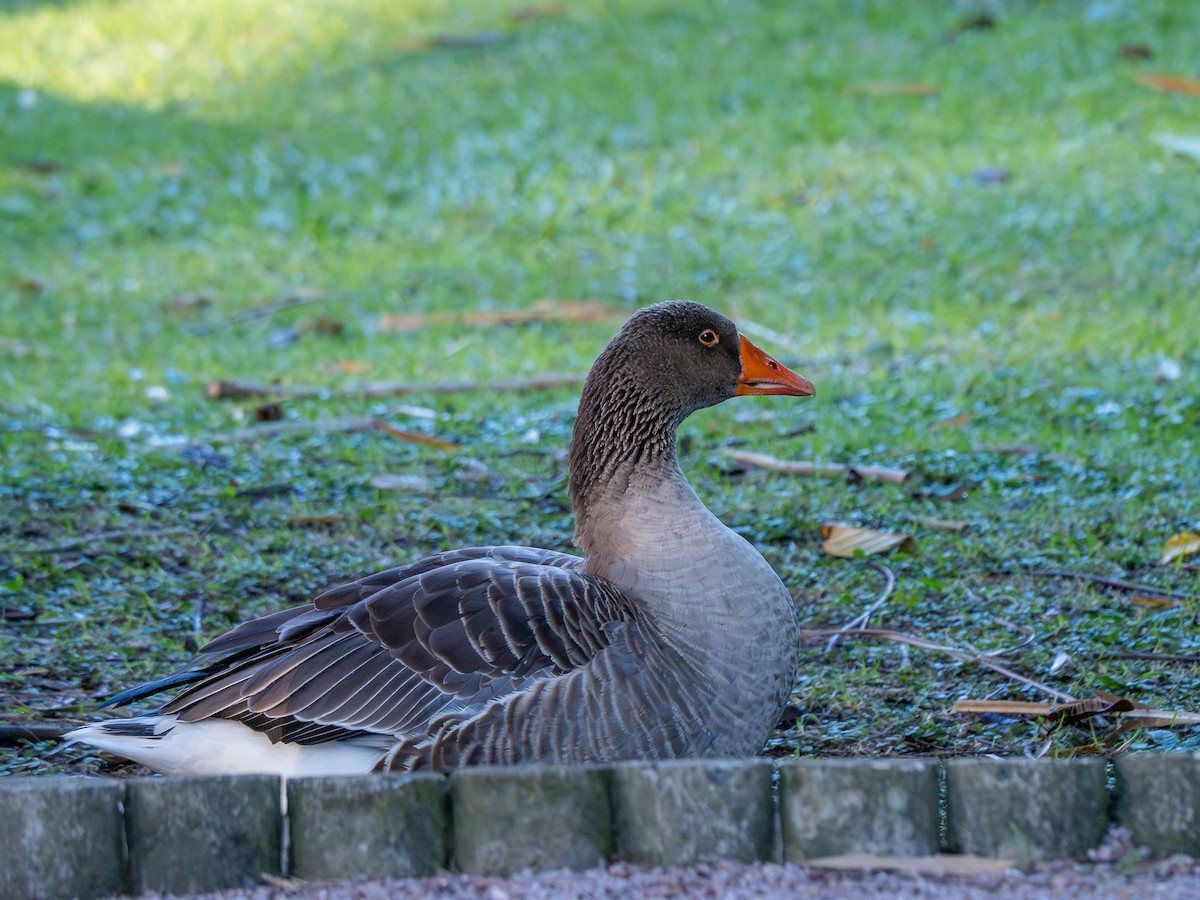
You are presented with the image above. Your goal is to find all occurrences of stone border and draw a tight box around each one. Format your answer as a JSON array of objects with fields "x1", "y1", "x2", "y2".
[{"x1": 1, "y1": 754, "x2": 1197, "y2": 898}]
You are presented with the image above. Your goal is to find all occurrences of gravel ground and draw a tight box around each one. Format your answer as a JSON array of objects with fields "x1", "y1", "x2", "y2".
[{"x1": 137, "y1": 856, "x2": 1200, "y2": 900}]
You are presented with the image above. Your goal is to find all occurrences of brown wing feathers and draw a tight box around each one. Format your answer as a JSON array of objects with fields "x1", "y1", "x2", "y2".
[{"x1": 136, "y1": 547, "x2": 631, "y2": 746}]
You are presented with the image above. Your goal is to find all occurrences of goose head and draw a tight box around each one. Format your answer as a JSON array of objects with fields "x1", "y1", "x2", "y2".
[{"x1": 568, "y1": 300, "x2": 814, "y2": 531}]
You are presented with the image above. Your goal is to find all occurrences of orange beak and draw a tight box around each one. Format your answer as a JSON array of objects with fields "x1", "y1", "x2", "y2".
[{"x1": 735, "y1": 334, "x2": 816, "y2": 397}]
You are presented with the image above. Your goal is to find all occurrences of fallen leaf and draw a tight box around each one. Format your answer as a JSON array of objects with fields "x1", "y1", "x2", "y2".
[
  {"x1": 1160, "y1": 532, "x2": 1200, "y2": 565},
  {"x1": 326, "y1": 359, "x2": 370, "y2": 375},
  {"x1": 1134, "y1": 72, "x2": 1200, "y2": 95},
  {"x1": 821, "y1": 523, "x2": 913, "y2": 558},
  {"x1": 1129, "y1": 595, "x2": 1184, "y2": 609},
  {"x1": 847, "y1": 82, "x2": 939, "y2": 97},
  {"x1": 1153, "y1": 133, "x2": 1200, "y2": 163},
  {"x1": 1121, "y1": 42, "x2": 1153, "y2": 61}
]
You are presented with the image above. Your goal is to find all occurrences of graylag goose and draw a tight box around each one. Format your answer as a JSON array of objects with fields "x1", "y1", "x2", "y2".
[{"x1": 66, "y1": 301, "x2": 815, "y2": 776}]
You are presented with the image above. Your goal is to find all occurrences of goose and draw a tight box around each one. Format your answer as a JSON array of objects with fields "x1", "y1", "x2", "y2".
[{"x1": 65, "y1": 300, "x2": 815, "y2": 776}]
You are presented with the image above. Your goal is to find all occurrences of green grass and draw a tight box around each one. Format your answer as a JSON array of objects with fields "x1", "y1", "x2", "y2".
[{"x1": 2, "y1": 0, "x2": 1199, "y2": 775}]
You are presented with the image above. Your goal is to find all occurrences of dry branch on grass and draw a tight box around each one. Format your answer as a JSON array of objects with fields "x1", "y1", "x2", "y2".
[
  {"x1": 206, "y1": 373, "x2": 585, "y2": 402},
  {"x1": 802, "y1": 625, "x2": 1077, "y2": 704},
  {"x1": 823, "y1": 561, "x2": 896, "y2": 652},
  {"x1": 376, "y1": 299, "x2": 616, "y2": 332},
  {"x1": 206, "y1": 417, "x2": 458, "y2": 447},
  {"x1": 953, "y1": 695, "x2": 1200, "y2": 732},
  {"x1": 1031, "y1": 569, "x2": 1195, "y2": 601},
  {"x1": 725, "y1": 449, "x2": 909, "y2": 484}
]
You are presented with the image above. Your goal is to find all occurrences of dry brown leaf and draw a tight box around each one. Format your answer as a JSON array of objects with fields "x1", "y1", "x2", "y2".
[
  {"x1": 1134, "y1": 71, "x2": 1200, "y2": 95},
  {"x1": 1160, "y1": 531, "x2": 1200, "y2": 565},
  {"x1": 847, "y1": 82, "x2": 939, "y2": 97},
  {"x1": 326, "y1": 359, "x2": 370, "y2": 375},
  {"x1": 821, "y1": 523, "x2": 913, "y2": 558},
  {"x1": 1130, "y1": 594, "x2": 1184, "y2": 609}
]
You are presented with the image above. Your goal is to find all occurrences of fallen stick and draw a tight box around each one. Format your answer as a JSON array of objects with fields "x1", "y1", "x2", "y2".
[
  {"x1": 1031, "y1": 569, "x2": 1195, "y2": 601},
  {"x1": 190, "y1": 291, "x2": 329, "y2": 335},
  {"x1": 725, "y1": 450, "x2": 909, "y2": 484},
  {"x1": 24, "y1": 527, "x2": 196, "y2": 554},
  {"x1": 205, "y1": 417, "x2": 458, "y2": 447},
  {"x1": 206, "y1": 372, "x2": 586, "y2": 402},
  {"x1": 0, "y1": 722, "x2": 72, "y2": 745},
  {"x1": 801, "y1": 625, "x2": 1077, "y2": 704},
  {"x1": 825, "y1": 561, "x2": 896, "y2": 653}
]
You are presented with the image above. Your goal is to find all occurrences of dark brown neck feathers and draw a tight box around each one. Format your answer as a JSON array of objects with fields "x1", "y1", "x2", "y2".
[{"x1": 567, "y1": 343, "x2": 685, "y2": 532}]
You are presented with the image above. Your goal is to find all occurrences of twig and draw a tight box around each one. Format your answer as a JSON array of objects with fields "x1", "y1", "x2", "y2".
[
  {"x1": 204, "y1": 417, "x2": 458, "y2": 446},
  {"x1": 1031, "y1": 569, "x2": 1195, "y2": 601},
  {"x1": 724, "y1": 450, "x2": 908, "y2": 485},
  {"x1": 802, "y1": 626, "x2": 1077, "y2": 704},
  {"x1": 206, "y1": 373, "x2": 586, "y2": 402},
  {"x1": 0, "y1": 722, "x2": 72, "y2": 744},
  {"x1": 1106, "y1": 651, "x2": 1200, "y2": 664},
  {"x1": 21, "y1": 527, "x2": 196, "y2": 554},
  {"x1": 190, "y1": 292, "x2": 329, "y2": 335},
  {"x1": 825, "y1": 561, "x2": 896, "y2": 653}
]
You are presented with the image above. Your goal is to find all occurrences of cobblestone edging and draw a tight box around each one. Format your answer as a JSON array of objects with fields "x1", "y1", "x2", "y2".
[{"x1": 1, "y1": 754, "x2": 1197, "y2": 898}]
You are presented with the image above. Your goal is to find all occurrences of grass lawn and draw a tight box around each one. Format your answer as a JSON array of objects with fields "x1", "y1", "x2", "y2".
[{"x1": 2, "y1": 0, "x2": 1199, "y2": 776}]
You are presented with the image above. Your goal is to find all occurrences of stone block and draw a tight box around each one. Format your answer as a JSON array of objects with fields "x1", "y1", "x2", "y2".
[
  {"x1": 451, "y1": 764, "x2": 613, "y2": 875},
  {"x1": 287, "y1": 773, "x2": 448, "y2": 880},
  {"x1": 779, "y1": 758, "x2": 940, "y2": 861},
  {"x1": 945, "y1": 758, "x2": 1107, "y2": 861},
  {"x1": 1115, "y1": 752, "x2": 1200, "y2": 857},
  {"x1": 612, "y1": 758, "x2": 774, "y2": 866},
  {"x1": 125, "y1": 774, "x2": 282, "y2": 894},
  {"x1": 0, "y1": 777, "x2": 126, "y2": 900}
]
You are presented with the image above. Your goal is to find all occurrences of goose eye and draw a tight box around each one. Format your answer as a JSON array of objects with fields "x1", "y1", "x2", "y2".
[{"x1": 698, "y1": 329, "x2": 720, "y2": 347}]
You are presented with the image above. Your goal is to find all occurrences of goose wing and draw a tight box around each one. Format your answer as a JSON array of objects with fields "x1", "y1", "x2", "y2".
[{"x1": 105, "y1": 546, "x2": 635, "y2": 745}]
